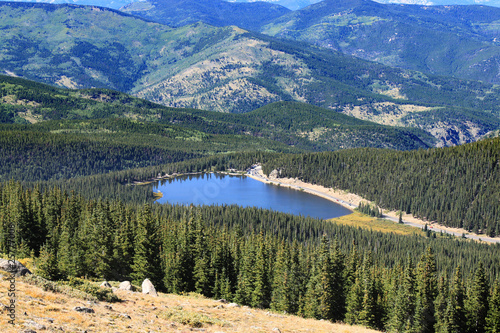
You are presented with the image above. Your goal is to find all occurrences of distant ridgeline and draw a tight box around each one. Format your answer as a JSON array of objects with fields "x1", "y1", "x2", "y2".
[{"x1": 0, "y1": 180, "x2": 499, "y2": 332}]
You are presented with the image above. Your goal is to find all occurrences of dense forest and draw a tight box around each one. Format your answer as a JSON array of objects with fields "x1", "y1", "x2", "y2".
[
  {"x1": 42, "y1": 136, "x2": 498, "y2": 237},
  {"x1": 1, "y1": 181, "x2": 499, "y2": 332},
  {"x1": 262, "y1": 138, "x2": 500, "y2": 237}
]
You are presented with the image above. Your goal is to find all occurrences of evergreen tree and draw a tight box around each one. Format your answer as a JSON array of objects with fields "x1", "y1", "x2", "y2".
[
  {"x1": 193, "y1": 215, "x2": 211, "y2": 296},
  {"x1": 131, "y1": 204, "x2": 162, "y2": 287},
  {"x1": 251, "y1": 232, "x2": 270, "y2": 309},
  {"x1": 36, "y1": 243, "x2": 60, "y2": 280},
  {"x1": 388, "y1": 256, "x2": 416, "y2": 332},
  {"x1": 466, "y1": 262, "x2": 489, "y2": 333},
  {"x1": 486, "y1": 280, "x2": 500, "y2": 333},
  {"x1": 446, "y1": 267, "x2": 467, "y2": 333},
  {"x1": 345, "y1": 272, "x2": 364, "y2": 325},
  {"x1": 330, "y1": 240, "x2": 346, "y2": 322},
  {"x1": 435, "y1": 276, "x2": 450, "y2": 333},
  {"x1": 414, "y1": 247, "x2": 438, "y2": 333},
  {"x1": 270, "y1": 241, "x2": 294, "y2": 313}
]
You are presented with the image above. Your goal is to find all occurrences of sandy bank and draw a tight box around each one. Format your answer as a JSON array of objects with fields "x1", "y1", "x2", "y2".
[{"x1": 247, "y1": 167, "x2": 500, "y2": 244}]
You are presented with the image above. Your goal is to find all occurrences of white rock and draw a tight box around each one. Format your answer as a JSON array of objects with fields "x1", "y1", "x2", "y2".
[
  {"x1": 100, "y1": 281, "x2": 112, "y2": 288},
  {"x1": 119, "y1": 281, "x2": 134, "y2": 291},
  {"x1": 141, "y1": 278, "x2": 158, "y2": 296}
]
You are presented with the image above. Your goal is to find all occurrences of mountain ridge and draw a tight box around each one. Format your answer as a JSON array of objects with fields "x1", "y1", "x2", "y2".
[
  {"x1": 260, "y1": 0, "x2": 500, "y2": 84},
  {"x1": 1, "y1": 1, "x2": 500, "y2": 146}
]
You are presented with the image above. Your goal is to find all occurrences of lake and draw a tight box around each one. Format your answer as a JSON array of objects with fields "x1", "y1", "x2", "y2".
[{"x1": 153, "y1": 173, "x2": 352, "y2": 220}]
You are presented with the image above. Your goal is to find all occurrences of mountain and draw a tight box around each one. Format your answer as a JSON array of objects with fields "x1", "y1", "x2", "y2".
[
  {"x1": 228, "y1": 0, "x2": 500, "y2": 10},
  {"x1": 260, "y1": 0, "x2": 500, "y2": 84},
  {"x1": 121, "y1": 0, "x2": 290, "y2": 31},
  {"x1": 0, "y1": 74, "x2": 434, "y2": 154},
  {"x1": 1, "y1": 0, "x2": 499, "y2": 10},
  {"x1": 0, "y1": 0, "x2": 137, "y2": 9},
  {"x1": 1, "y1": 1, "x2": 500, "y2": 146}
]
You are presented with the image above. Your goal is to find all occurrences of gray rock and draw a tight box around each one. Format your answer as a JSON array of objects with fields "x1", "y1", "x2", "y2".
[
  {"x1": 0, "y1": 259, "x2": 31, "y2": 276},
  {"x1": 73, "y1": 306, "x2": 95, "y2": 313},
  {"x1": 24, "y1": 320, "x2": 47, "y2": 330},
  {"x1": 227, "y1": 303, "x2": 240, "y2": 308},
  {"x1": 100, "y1": 281, "x2": 112, "y2": 288},
  {"x1": 119, "y1": 313, "x2": 131, "y2": 319},
  {"x1": 141, "y1": 278, "x2": 157, "y2": 296},
  {"x1": 118, "y1": 281, "x2": 134, "y2": 291}
]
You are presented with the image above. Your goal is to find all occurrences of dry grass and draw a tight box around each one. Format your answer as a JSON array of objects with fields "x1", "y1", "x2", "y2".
[
  {"x1": 330, "y1": 212, "x2": 424, "y2": 236},
  {"x1": 0, "y1": 274, "x2": 380, "y2": 333}
]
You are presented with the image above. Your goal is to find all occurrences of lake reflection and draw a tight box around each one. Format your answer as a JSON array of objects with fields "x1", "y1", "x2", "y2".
[{"x1": 153, "y1": 173, "x2": 351, "y2": 220}]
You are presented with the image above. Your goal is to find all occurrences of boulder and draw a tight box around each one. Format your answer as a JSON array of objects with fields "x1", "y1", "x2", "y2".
[
  {"x1": 141, "y1": 278, "x2": 157, "y2": 296},
  {"x1": 119, "y1": 281, "x2": 134, "y2": 291},
  {"x1": 0, "y1": 259, "x2": 31, "y2": 276},
  {"x1": 74, "y1": 306, "x2": 95, "y2": 313},
  {"x1": 24, "y1": 320, "x2": 47, "y2": 330},
  {"x1": 100, "y1": 281, "x2": 112, "y2": 288}
]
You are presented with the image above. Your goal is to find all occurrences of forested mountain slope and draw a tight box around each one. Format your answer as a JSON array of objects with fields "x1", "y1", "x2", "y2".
[
  {"x1": 0, "y1": 74, "x2": 434, "y2": 153},
  {"x1": 262, "y1": 137, "x2": 500, "y2": 236},
  {"x1": 1, "y1": 2, "x2": 500, "y2": 146},
  {"x1": 121, "y1": 0, "x2": 290, "y2": 31},
  {"x1": 261, "y1": 0, "x2": 500, "y2": 84}
]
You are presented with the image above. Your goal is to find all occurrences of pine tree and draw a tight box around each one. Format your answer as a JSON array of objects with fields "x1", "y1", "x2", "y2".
[
  {"x1": 358, "y1": 253, "x2": 378, "y2": 329},
  {"x1": 131, "y1": 204, "x2": 162, "y2": 288},
  {"x1": 193, "y1": 215, "x2": 211, "y2": 296},
  {"x1": 330, "y1": 240, "x2": 346, "y2": 322},
  {"x1": 435, "y1": 276, "x2": 450, "y2": 333},
  {"x1": 486, "y1": 280, "x2": 500, "y2": 333},
  {"x1": 270, "y1": 241, "x2": 294, "y2": 313},
  {"x1": 466, "y1": 262, "x2": 489, "y2": 333},
  {"x1": 388, "y1": 256, "x2": 416, "y2": 332},
  {"x1": 36, "y1": 243, "x2": 60, "y2": 280},
  {"x1": 414, "y1": 247, "x2": 438, "y2": 333},
  {"x1": 251, "y1": 232, "x2": 270, "y2": 309},
  {"x1": 446, "y1": 267, "x2": 467, "y2": 333}
]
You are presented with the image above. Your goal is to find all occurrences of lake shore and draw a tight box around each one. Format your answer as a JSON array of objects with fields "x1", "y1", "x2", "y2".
[{"x1": 246, "y1": 166, "x2": 500, "y2": 244}]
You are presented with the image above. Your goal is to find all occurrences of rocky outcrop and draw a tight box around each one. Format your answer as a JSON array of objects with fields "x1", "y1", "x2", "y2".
[
  {"x1": 0, "y1": 259, "x2": 31, "y2": 276},
  {"x1": 100, "y1": 281, "x2": 112, "y2": 288},
  {"x1": 141, "y1": 279, "x2": 157, "y2": 296},
  {"x1": 74, "y1": 306, "x2": 95, "y2": 313},
  {"x1": 119, "y1": 281, "x2": 134, "y2": 291}
]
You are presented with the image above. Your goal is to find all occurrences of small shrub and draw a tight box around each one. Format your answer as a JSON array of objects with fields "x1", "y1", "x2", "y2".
[{"x1": 66, "y1": 277, "x2": 120, "y2": 303}]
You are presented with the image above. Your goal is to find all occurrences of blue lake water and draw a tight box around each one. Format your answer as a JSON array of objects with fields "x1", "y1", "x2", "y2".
[{"x1": 153, "y1": 173, "x2": 352, "y2": 220}]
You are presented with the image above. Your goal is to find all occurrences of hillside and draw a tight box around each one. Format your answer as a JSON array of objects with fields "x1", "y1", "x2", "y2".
[
  {"x1": 260, "y1": 0, "x2": 500, "y2": 84},
  {"x1": 1, "y1": 2, "x2": 500, "y2": 146},
  {"x1": 0, "y1": 75, "x2": 434, "y2": 161},
  {"x1": 121, "y1": 0, "x2": 290, "y2": 31},
  {"x1": 0, "y1": 275, "x2": 379, "y2": 333}
]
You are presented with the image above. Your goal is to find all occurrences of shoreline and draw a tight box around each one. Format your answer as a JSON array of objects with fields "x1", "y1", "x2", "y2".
[
  {"x1": 135, "y1": 167, "x2": 499, "y2": 244},
  {"x1": 246, "y1": 166, "x2": 500, "y2": 244}
]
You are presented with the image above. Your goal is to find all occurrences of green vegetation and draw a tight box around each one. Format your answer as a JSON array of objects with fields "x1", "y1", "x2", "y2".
[
  {"x1": 121, "y1": 0, "x2": 290, "y2": 31},
  {"x1": 1, "y1": 181, "x2": 499, "y2": 332},
  {"x1": 262, "y1": 137, "x2": 500, "y2": 236},
  {"x1": 1, "y1": 3, "x2": 500, "y2": 146},
  {"x1": 260, "y1": 0, "x2": 500, "y2": 85}
]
